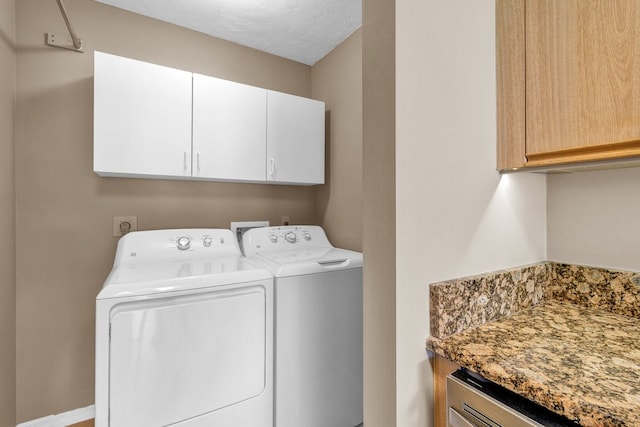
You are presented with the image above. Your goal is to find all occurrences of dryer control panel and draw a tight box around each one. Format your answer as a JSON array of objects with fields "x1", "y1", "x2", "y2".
[
  {"x1": 112, "y1": 229, "x2": 240, "y2": 267},
  {"x1": 242, "y1": 225, "x2": 332, "y2": 255}
]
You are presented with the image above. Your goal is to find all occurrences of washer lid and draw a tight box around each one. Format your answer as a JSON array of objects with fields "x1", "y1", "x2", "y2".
[
  {"x1": 252, "y1": 247, "x2": 362, "y2": 277},
  {"x1": 242, "y1": 225, "x2": 362, "y2": 276}
]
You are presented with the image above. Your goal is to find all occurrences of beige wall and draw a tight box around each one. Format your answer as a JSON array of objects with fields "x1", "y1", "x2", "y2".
[
  {"x1": 0, "y1": 0, "x2": 16, "y2": 425},
  {"x1": 15, "y1": 0, "x2": 315, "y2": 421},
  {"x1": 548, "y1": 167, "x2": 640, "y2": 272},
  {"x1": 362, "y1": 0, "x2": 396, "y2": 425},
  {"x1": 311, "y1": 29, "x2": 363, "y2": 252},
  {"x1": 395, "y1": 1, "x2": 546, "y2": 426}
]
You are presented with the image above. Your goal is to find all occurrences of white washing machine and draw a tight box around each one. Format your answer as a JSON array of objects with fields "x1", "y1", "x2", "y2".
[
  {"x1": 242, "y1": 225, "x2": 363, "y2": 427},
  {"x1": 95, "y1": 229, "x2": 273, "y2": 427}
]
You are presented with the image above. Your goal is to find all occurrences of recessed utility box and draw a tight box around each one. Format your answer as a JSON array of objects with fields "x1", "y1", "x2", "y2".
[{"x1": 230, "y1": 221, "x2": 270, "y2": 254}]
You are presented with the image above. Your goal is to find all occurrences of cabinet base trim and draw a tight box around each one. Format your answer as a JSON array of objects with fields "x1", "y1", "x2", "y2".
[
  {"x1": 525, "y1": 139, "x2": 640, "y2": 167},
  {"x1": 17, "y1": 405, "x2": 95, "y2": 427}
]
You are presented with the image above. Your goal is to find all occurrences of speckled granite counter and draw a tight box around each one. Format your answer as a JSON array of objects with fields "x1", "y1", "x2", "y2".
[{"x1": 427, "y1": 263, "x2": 640, "y2": 427}]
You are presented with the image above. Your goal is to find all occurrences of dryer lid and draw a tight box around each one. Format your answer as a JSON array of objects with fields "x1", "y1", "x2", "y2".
[
  {"x1": 98, "y1": 257, "x2": 272, "y2": 300},
  {"x1": 98, "y1": 229, "x2": 272, "y2": 299}
]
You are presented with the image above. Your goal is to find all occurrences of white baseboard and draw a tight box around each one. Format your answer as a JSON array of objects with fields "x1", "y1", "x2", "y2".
[{"x1": 17, "y1": 405, "x2": 94, "y2": 427}]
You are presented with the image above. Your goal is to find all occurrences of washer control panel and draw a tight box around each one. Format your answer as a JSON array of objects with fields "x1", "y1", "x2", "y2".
[
  {"x1": 267, "y1": 228, "x2": 315, "y2": 246},
  {"x1": 243, "y1": 225, "x2": 332, "y2": 255}
]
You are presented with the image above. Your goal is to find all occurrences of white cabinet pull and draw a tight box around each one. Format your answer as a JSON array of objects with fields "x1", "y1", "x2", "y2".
[
  {"x1": 183, "y1": 152, "x2": 187, "y2": 170},
  {"x1": 197, "y1": 152, "x2": 201, "y2": 171},
  {"x1": 270, "y1": 158, "x2": 275, "y2": 178}
]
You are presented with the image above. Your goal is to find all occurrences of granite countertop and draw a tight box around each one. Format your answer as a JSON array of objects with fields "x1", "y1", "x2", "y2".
[{"x1": 427, "y1": 299, "x2": 640, "y2": 427}]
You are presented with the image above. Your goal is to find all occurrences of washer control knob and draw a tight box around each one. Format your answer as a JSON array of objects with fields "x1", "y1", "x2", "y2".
[
  {"x1": 203, "y1": 236, "x2": 212, "y2": 247},
  {"x1": 177, "y1": 236, "x2": 191, "y2": 251},
  {"x1": 269, "y1": 234, "x2": 278, "y2": 243},
  {"x1": 285, "y1": 232, "x2": 297, "y2": 243},
  {"x1": 303, "y1": 232, "x2": 311, "y2": 241}
]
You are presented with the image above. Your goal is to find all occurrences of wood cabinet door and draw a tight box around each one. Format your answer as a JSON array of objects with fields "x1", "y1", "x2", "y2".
[
  {"x1": 192, "y1": 74, "x2": 267, "y2": 182},
  {"x1": 525, "y1": 0, "x2": 640, "y2": 165},
  {"x1": 93, "y1": 52, "x2": 193, "y2": 178},
  {"x1": 266, "y1": 91, "x2": 325, "y2": 185},
  {"x1": 497, "y1": 0, "x2": 526, "y2": 170}
]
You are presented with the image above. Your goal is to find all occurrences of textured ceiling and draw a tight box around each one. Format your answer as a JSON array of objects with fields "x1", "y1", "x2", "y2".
[{"x1": 94, "y1": 0, "x2": 362, "y2": 65}]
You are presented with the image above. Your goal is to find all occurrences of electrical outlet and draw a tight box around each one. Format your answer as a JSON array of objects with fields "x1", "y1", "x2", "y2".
[
  {"x1": 113, "y1": 216, "x2": 138, "y2": 237},
  {"x1": 281, "y1": 215, "x2": 290, "y2": 226}
]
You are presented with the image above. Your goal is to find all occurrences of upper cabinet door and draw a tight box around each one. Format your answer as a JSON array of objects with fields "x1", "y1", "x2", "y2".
[
  {"x1": 497, "y1": 0, "x2": 640, "y2": 170},
  {"x1": 192, "y1": 74, "x2": 267, "y2": 182},
  {"x1": 526, "y1": 1, "x2": 640, "y2": 162},
  {"x1": 496, "y1": 0, "x2": 526, "y2": 170},
  {"x1": 94, "y1": 52, "x2": 193, "y2": 178},
  {"x1": 266, "y1": 91, "x2": 325, "y2": 185}
]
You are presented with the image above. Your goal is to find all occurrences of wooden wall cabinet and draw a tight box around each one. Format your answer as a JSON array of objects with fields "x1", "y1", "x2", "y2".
[{"x1": 497, "y1": 0, "x2": 640, "y2": 171}]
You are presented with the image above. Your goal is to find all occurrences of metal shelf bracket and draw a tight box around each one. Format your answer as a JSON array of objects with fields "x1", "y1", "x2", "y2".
[{"x1": 45, "y1": 0, "x2": 83, "y2": 53}]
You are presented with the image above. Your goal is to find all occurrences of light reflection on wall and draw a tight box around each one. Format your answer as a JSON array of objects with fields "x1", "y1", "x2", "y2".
[{"x1": 458, "y1": 172, "x2": 547, "y2": 273}]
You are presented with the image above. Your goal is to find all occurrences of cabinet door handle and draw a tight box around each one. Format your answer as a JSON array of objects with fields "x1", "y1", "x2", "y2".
[
  {"x1": 270, "y1": 158, "x2": 275, "y2": 178},
  {"x1": 183, "y1": 152, "x2": 188, "y2": 171},
  {"x1": 197, "y1": 152, "x2": 201, "y2": 171}
]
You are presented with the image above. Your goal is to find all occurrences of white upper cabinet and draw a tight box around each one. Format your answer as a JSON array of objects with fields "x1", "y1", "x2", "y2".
[
  {"x1": 94, "y1": 52, "x2": 193, "y2": 178},
  {"x1": 266, "y1": 91, "x2": 325, "y2": 185},
  {"x1": 93, "y1": 52, "x2": 325, "y2": 185},
  {"x1": 192, "y1": 74, "x2": 267, "y2": 182}
]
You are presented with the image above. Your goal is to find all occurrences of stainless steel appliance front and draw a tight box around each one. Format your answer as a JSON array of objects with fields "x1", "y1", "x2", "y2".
[{"x1": 446, "y1": 370, "x2": 579, "y2": 427}]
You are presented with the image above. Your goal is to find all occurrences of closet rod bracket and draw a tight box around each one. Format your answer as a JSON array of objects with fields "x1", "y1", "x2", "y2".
[
  {"x1": 45, "y1": 33, "x2": 83, "y2": 52},
  {"x1": 45, "y1": 0, "x2": 83, "y2": 53}
]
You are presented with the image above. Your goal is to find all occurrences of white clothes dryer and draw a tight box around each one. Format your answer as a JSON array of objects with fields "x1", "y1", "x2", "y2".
[
  {"x1": 242, "y1": 225, "x2": 363, "y2": 427},
  {"x1": 95, "y1": 229, "x2": 273, "y2": 427}
]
